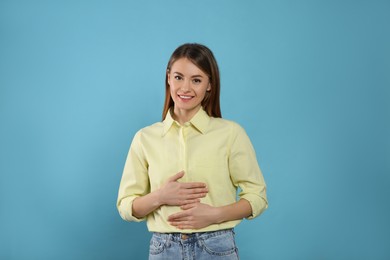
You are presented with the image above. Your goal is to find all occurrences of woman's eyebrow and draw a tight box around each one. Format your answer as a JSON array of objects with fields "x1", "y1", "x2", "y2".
[{"x1": 173, "y1": 72, "x2": 204, "y2": 78}]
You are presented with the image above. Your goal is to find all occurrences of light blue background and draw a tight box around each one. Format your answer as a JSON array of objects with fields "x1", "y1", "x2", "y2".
[{"x1": 1, "y1": 1, "x2": 389, "y2": 259}]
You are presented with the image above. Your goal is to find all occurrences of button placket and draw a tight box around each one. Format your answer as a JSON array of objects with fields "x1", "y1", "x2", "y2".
[{"x1": 179, "y1": 126, "x2": 188, "y2": 179}]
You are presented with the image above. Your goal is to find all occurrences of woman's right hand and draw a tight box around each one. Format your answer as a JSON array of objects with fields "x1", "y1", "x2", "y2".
[{"x1": 158, "y1": 171, "x2": 208, "y2": 206}]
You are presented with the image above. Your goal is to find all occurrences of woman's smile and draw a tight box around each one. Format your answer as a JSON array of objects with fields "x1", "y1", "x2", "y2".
[{"x1": 178, "y1": 94, "x2": 194, "y2": 101}]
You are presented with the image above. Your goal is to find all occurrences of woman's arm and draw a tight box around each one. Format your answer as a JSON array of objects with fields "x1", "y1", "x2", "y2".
[
  {"x1": 167, "y1": 199, "x2": 252, "y2": 230},
  {"x1": 132, "y1": 171, "x2": 209, "y2": 218}
]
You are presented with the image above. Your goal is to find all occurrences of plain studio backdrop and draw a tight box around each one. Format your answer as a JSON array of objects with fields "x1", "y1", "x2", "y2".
[{"x1": 0, "y1": 1, "x2": 389, "y2": 259}]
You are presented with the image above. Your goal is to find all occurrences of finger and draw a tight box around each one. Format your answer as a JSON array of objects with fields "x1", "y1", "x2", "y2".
[
  {"x1": 168, "y1": 221, "x2": 183, "y2": 228},
  {"x1": 169, "y1": 221, "x2": 193, "y2": 230},
  {"x1": 169, "y1": 216, "x2": 190, "y2": 223},
  {"x1": 180, "y1": 203, "x2": 197, "y2": 210},
  {"x1": 183, "y1": 189, "x2": 208, "y2": 197},
  {"x1": 168, "y1": 211, "x2": 188, "y2": 221},
  {"x1": 169, "y1": 218, "x2": 190, "y2": 225},
  {"x1": 181, "y1": 182, "x2": 207, "y2": 189},
  {"x1": 181, "y1": 194, "x2": 206, "y2": 203},
  {"x1": 181, "y1": 199, "x2": 200, "y2": 206},
  {"x1": 177, "y1": 224, "x2": 193, "y2": 230},
  {"x1": 168, "y1": 171, "x2": 185, "y2": 182}
]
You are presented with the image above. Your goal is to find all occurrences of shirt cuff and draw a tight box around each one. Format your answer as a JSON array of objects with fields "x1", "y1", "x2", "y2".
[
  {"x1": 117, "y1": 196, "x2": 146, "y2": 222},
  {"x1": 240, "y1": 194, "x2": 268, "y2": 220}
]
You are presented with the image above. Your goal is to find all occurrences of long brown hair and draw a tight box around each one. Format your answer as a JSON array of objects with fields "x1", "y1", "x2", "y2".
[{"x1": 162, "y1": 43, "x2": 222, "y2": 120}]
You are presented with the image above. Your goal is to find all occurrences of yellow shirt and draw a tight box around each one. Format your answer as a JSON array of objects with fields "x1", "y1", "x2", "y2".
[{"x1": 117, "y1": 108, "x2": 268, "y2": 233}]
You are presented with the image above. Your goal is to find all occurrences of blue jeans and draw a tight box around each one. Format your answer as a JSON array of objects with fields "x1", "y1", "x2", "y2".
[{"x1": 149, "y1": 229, "x2": 239, "y2": 260}]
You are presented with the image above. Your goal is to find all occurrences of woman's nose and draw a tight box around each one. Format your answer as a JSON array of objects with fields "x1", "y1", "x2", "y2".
[{"x1": 180, "y1": 80, "x2": 191, "y2": 91}]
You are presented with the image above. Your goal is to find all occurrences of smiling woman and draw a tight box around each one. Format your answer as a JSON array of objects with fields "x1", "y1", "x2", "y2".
[{"x1": 117, "y1": 43, "x2": 268, "y2": 260}]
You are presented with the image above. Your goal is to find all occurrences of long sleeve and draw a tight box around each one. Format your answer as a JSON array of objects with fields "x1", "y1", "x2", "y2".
[
  {"x1": 117, "y1": 131, "x2": 150, "y2": 222},
  {"x1": 228, "y1": 123, "x2": 268, "y2": 219}
]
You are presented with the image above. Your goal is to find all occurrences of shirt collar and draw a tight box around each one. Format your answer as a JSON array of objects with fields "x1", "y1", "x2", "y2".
[{"x1": 162, "y1": 107, "x2": 210, "y2": 136}]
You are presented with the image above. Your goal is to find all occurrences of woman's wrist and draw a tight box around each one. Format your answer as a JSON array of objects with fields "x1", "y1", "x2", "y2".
[
  {"x1": 153, "y1": 189, "x2": 164, "y2": 208},
  {"x1": 212, "y1": 200, "x2": 253, "y2": 224},
  {"x1": 213, "y1": 206, "x2": 225, "y2": 224},
  {"x1": 132, "y1": 189, "x2": 164, "y2": 218}
]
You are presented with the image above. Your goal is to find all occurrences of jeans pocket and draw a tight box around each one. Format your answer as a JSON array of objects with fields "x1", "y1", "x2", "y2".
[
  {"x1": 199, "y1": 231, "x2": 238, "y2": 256},
  {"x1": 149, "y1": 234, "x2": 167, "y2": 255}
]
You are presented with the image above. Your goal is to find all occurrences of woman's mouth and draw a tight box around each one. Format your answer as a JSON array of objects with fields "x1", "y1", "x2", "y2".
[{"x1": 178, "y1": 95, "x2": 193, "y2": 101}]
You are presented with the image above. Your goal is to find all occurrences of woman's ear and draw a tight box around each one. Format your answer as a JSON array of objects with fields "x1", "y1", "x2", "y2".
[
  {"x1": 167, "y1": 70, "x2": 170, "y2": 85},
  {"x1": 207, "y1": 83, "x2": 211, "y2": 91}
]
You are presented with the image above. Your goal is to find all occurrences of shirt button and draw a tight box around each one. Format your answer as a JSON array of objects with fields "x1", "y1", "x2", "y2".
[{"x1": 181, "y1": 234, "x2": 188, "y2": 240}]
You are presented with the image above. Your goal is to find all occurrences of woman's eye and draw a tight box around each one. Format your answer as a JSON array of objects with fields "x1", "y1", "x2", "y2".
[
  {"x1": 174, "y1": 75, "x2": 182, "y2": 80},
  {"x1": 193, "y1": 78, "x2": 201, "y2": 84}
]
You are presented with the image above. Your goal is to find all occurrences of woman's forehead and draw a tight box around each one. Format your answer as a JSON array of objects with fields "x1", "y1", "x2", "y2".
[{"x1": 170, "y1": 58, "x2": 207, "y2": 76}]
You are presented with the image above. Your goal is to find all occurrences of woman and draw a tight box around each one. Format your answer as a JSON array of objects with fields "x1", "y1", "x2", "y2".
[{"x1": 117, "y1": 43, "x2": 268, "y2": 259}]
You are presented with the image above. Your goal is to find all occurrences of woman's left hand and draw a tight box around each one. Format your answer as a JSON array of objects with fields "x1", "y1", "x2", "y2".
[{"x1": 167, "y1": 203, "x2": 220, "y2": 230}]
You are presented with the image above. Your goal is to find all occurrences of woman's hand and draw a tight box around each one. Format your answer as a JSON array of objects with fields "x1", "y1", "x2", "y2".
[
  {"x1": 158, "y1": 171, "x2": 208, "y2": 206},
  {"x1": 167, "y1": 203, "x2": 220, "y2": 230},
  {"x1": 167, "y1": 199, "x2": 253, "y2": 230}
]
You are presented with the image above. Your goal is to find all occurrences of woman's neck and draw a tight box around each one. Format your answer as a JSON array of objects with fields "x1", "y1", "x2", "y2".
[{"x1": 172, "y1": 106, "x2": 201, "y2": 125}]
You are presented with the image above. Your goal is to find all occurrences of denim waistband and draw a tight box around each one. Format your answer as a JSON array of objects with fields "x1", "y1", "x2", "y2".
[{"x1": 152, "y1": 229, "x2": 234, "y2": 243}]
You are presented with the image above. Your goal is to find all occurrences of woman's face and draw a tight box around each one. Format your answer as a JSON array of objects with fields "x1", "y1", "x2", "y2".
[{"x1": 168, "y1": 58, "x2": 211, "y2": 118}]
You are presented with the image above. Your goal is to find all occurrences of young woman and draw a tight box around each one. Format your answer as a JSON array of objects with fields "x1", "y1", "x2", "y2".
[{"x1": 117, "y1": 43, "x2": 268, "y2": 259}]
